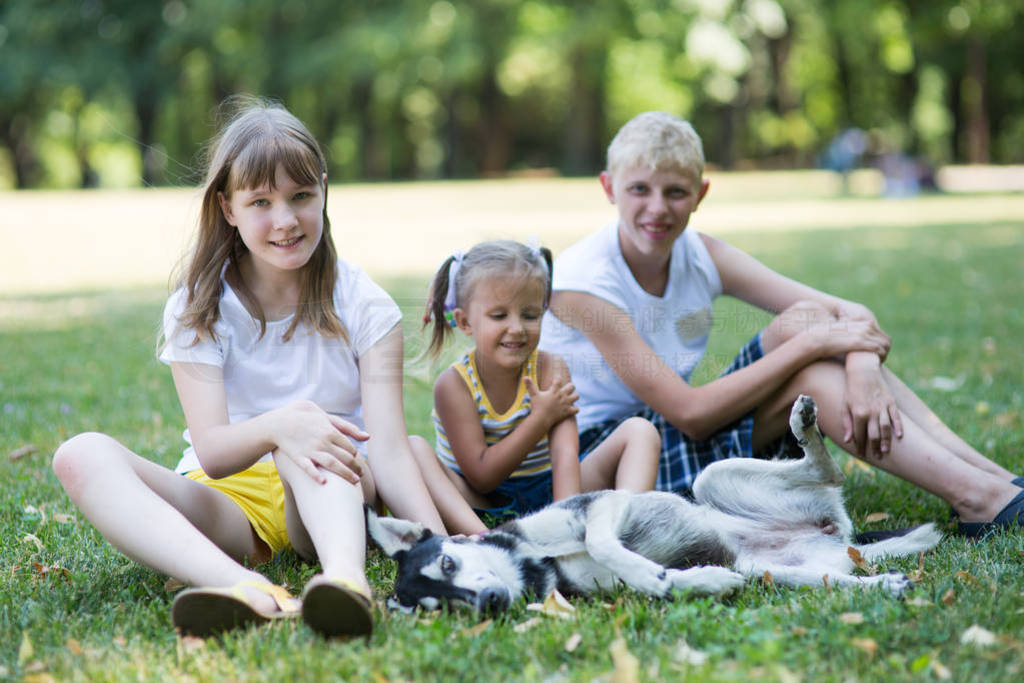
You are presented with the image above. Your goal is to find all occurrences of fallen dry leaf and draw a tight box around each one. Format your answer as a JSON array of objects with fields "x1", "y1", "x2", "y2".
[
  {"x1": 10, "y1": 445, "x2": 38, "y2": 461},
  {"x1": 960, "y1": 625, "x2": 997, "y2": 647},
  {"x1": 513, "y1": 617, "x2": 542, "y2": 633},
  {"x1": 164, "y1": 578, "x2": 186, "y2": 592},
  {"x1": 564, "y1": 632, "x2": 582, "y2": 653},
  {"x1": 112, "y1": 636, "x2": 126, "y2": 647},
  {"x1": 52, "y1": 513, "x2": 75, "y2": 525},
  {"x1": 790, "y1": 626, "x2": 808, "y2": 636},
  {"x1": 462, "y1": 619, "x2": 492, "y2": 637},
  {"x1": 941, "y1": 588, "x2": 956, "y2": 606},
  {"x1": 847, "y1": 546, "x2": 867, "y2": 570},
  {"x1": 32, "y1": 563, "x2": 71, "y2": 581},
  {"x1": 954, "y1": 570, "x2": 980, "y2": 585},
  {"x1": 863, "y1": 512, "x2": 889, "y2": 524},
  {"x1": 66, "y1": 639, "x2": 83, "y2": 656},
  {"x1": 762, "y1": 571, "x2": 774, "y2": 586},
  {"x1": 609, "y1": 637, "x2": 640, "y2": 683},
  {"x1": 851, "y1": 638, "x2": 878, "y2": 658},
  {"x1": 22, "y1": 672, "x2": 54, "y2": 683},
  {"x1": 527, "y1": 589, "x2": 576, "y2": 619},
  {"x1": 905, "y1": 596, "x2": 932, "y2": 607},
  {"x1": 839, "y1": 612, "x2": 865, "y2": 625},
  {"x1": 823, "y1": 574, "x2": 832, "y2": 594},
  {"x1": 23, "y1": 534, "x2": 44, "y2": 553}
]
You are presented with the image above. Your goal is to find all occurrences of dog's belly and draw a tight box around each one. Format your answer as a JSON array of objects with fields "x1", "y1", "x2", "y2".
[{"x1": 734, "y1": 527, "x2": 854, "y2": 571}]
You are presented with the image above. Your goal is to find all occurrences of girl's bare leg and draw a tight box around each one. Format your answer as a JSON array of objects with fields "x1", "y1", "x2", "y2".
[
  {"x1": 52, "y1": 432, "x2": 283, "y2": 614},
  {"x1": 274, "y1": 451, "x2": 372, "y2": 594},
  {"x1": 580, "y1": 417, "x2": 660, "y2": 492},
  {"x1": 408, "y1": 436, "x2": 488, "y2": 535}
]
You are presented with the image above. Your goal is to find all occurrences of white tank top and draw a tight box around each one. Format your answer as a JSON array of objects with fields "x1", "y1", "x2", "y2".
[{"x1": 539, "y1": 221, "x2": 722, "y2": 429}]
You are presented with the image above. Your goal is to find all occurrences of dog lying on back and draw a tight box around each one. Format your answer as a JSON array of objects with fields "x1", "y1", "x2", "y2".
[{"x1": 368, "y1": 395, "x2": 942, "y2": 612}]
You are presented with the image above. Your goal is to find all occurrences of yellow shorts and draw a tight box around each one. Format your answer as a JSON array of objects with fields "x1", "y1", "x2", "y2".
[{"x1": 185, "y1": 461, "x2": 290, "y2": 556}]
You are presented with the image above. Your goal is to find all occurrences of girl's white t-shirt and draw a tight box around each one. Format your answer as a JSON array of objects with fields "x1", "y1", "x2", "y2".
[
  {"x1": 539, "y1": 221, "x2": 723, "y2": 430},
  {"x1": 159, "y1": 259, "x2": 402, "y2": 474}
]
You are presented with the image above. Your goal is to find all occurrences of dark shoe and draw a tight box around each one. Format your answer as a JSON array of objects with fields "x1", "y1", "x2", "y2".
[
  {"x1": 854, "y1": 527, "x2": 924, "y2": 544},
  {"x1": 957, "y1": 489, "x2": 1024, "y2": 539},
  {"x1": 301, "y1": 576, "x2": 373, "y2": 639},
  {"x1": 172, "y1": 580, "x2": 299, "y2": 637}
]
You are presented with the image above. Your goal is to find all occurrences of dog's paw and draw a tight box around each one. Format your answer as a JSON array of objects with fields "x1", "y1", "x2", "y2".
[
  {"x1": 789, "y1": 394, "x2": 818, "y2": 435},
  {"x1": 863, "y1": 571, "x2": 914, "y2": 597},
  {"x1": 625, "y1": 567, "x2": 671, "y2": 595},
  {"x1": 667, "y1": 566, "x2": 746, "y2": 596}
]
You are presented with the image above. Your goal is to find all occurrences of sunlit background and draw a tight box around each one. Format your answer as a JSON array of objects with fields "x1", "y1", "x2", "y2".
[{"x1": 2, "y1": 0, "x2": 1022, "y2": 190}]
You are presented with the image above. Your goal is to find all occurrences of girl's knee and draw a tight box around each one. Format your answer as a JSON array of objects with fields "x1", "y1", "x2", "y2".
[
  {"x1": 52, "y1": 432, "x2": 120, "y2": 482},
  {"x1": 621, "y1": 417, "x2": 660, "y2": 446}
]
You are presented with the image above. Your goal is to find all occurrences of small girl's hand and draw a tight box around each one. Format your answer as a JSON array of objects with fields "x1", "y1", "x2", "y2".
[
  {"x1": 272, "y1": 401, "x2": 370, "y2": 485},
  {"x1": 524, "y1": 374, "x2": 579, "y2": 430}
]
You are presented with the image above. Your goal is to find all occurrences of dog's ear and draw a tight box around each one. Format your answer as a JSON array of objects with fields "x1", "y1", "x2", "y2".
[{"x1": 365, "y1": 504, "x2": 431, "y2": 557}]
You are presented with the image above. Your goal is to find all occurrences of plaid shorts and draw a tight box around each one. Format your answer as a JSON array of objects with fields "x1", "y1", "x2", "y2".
[{"x1": 578, "y1": 332, "x2": 798, "y2": 495}]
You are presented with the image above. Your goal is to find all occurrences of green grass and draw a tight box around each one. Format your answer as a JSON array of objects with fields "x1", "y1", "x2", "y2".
[{"x1": 3, "y1": 221, "x2": 1024, "y2": 681}]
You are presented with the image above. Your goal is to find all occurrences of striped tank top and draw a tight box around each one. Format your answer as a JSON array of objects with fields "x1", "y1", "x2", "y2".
[{"x1": 433, "y1": 349, "x2": 551, "y2": 478}]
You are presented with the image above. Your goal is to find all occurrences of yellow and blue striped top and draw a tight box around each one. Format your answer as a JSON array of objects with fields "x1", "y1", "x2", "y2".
[{"x1": 433, "y1": 349, "x2": 551, "y2": 478}]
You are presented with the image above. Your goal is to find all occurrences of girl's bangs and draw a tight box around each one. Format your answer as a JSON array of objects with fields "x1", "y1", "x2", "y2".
[{"x1": 228, "y1": 134, "x2": 323, "y2": 192}]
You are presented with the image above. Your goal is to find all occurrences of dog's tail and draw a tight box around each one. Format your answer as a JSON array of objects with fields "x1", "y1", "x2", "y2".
[{"x1": 853, "y1": 523, "x2": 942, "y2": 561}]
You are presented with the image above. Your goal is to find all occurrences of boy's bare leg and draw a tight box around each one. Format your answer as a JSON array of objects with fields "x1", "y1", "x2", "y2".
[
  {"x1": 752, "y1": 361, "x2": 1022, "y2": 524},
  {"x1": 879, "y1": 366, "x2": 1016, "y2": 479}
]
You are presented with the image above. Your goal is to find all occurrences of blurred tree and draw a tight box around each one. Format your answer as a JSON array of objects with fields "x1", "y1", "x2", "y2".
[{"x1": 1, "y1": 0, "x2": 1021, "y2": 188}]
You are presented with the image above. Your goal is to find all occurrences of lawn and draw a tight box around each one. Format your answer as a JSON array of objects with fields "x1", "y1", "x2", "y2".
[{"x1": 2, "y1": 179, "x2": 1024, "y2": 680}]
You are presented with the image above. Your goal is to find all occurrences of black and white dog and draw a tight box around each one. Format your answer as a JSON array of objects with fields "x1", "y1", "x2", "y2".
[{"x1": 368, "y1": 395, "x2": 942, "y2": 612}]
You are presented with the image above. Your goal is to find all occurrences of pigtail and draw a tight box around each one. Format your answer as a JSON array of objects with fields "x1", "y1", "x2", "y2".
[
  {"x1": 422, "y1": 254, "x2": 458, "y2": 360},
  {"x1": 538, "y1": 246, "x2": 553, "y2": 308}
]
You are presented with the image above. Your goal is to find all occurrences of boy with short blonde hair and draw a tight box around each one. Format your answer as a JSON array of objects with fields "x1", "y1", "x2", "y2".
[
  {"x1": 606, "y1": 111, "x2": 705, "y2": 180},
  {"x1": 540, "y1": 110, "x2": 1024, "y2": 538}
]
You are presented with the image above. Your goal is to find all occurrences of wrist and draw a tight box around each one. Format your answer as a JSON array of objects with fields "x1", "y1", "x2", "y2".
[{"x1": 846, "y1": 351, "x2": 881, "y2": 371}]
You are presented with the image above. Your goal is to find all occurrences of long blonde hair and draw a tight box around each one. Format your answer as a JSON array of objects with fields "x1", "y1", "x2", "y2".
[{"x1": 174, "y1": 97, "x2": 346, "y2": 344}]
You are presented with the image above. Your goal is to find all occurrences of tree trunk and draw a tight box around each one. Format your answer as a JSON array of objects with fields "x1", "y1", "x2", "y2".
[
  {"x1": 963, "y1": 37, "x2": 989, "y2": 163},
  {"x1": 2, "y1": 114, "x2": 41, "y2": 189},
  {"x1": 563, "y1": 48, "x2": 606, "y2": 176}
]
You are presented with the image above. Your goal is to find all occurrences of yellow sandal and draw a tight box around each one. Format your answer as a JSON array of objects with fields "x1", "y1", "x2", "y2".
[
  {"x1": 300, "y1": 577, "x2": 373, "y2": 639},
  {"x1": 171, "y1": 579, "x2": 299, "y2": 637}
]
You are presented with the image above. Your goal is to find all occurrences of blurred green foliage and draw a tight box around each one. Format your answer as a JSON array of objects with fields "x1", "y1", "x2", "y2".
[{"x1": 1, "y1": 0, "x2": 1022, "y2": 189}]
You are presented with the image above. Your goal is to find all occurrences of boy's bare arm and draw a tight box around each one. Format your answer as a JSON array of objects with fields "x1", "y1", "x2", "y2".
[
  {"x1": 701, "y1": 232, "x2": 902, "y2": 455},
  {"x1": 549, "y1": 289, "x2": 886, "y2": 440}
]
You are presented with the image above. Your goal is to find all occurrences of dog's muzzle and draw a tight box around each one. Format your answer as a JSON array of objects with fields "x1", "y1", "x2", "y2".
[{"x1": 476, "y1": 586, "x2": 511, "y2": 612}]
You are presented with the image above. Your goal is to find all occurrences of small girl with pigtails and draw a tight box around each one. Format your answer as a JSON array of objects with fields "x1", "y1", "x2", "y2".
[{"x1": 408, "y1": 240, "x2": 661, "y2": 534}]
